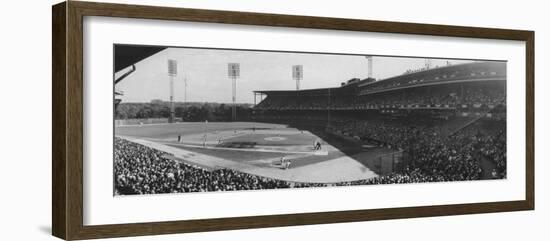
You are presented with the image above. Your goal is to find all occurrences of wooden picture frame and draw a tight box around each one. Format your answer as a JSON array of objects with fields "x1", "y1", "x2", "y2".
[{"x1": 52, "y1": 1, "x2": 534, "y2": 240}]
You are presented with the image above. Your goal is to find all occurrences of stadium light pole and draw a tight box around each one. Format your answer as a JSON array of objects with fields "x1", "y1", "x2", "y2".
[
  {"x1": 228, "y1": 63, "x2": 240, "y2": 122},
  {"x1": 168, "y1": 59, "x2": 177, "y2": 123},
  {"x1": 365, "y1": 56, "x2": 373, "y2": 79},
  {"x1": 293, "y1": 65, "x2": 303, "y2": 91}
]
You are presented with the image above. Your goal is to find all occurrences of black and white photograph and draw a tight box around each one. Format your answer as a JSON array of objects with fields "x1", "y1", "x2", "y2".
[
  {"x1": 1, "y1": 0, "x2": 545, "y2": 240},
  {"x1": 113, "y1": 44, "x2": 507, "y2": 196}
]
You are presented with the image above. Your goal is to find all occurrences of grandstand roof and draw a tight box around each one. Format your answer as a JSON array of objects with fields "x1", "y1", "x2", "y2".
[
  {"x1": 357, "y1": 61, "x2": 505, "y2": 95},
  {"x1": 254, "y1": 61, "x2": 506, "y2": 97},
  {"x1": 359, "y1": 61, "x2": 505, "y2": 88},
  {"x1": 114, "y1": 45, "x2": 166, "y2": 72},
  {"x1": 254, "y1": 87, "x2": 334, "y2": 96}
]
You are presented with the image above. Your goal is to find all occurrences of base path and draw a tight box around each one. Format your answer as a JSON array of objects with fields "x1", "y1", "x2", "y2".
[{"x1": 120, "y1": 136, "x2": 378, "y2": 183}]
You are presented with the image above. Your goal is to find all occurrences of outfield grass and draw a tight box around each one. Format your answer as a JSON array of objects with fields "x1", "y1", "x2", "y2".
[{"x1": 115, "y1": 122, "x2": 290, "y2": 139}]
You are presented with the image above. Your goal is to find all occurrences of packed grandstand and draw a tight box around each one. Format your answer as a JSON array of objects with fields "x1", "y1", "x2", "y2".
[{"x1": 115, "y1": 61, "x2": 507, "y2": 195}]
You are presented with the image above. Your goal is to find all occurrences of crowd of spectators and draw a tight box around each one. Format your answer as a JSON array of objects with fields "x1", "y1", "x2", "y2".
[
  {"x1": 470, "y1": 122, "x2": 507, "y2": 178},
  {"x1": 328, "y1": 115, "x2": 506, "y2": 181}
]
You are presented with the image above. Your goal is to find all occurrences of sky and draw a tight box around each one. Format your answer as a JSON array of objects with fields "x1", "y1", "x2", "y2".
[{"x1": 115, "y1": 47, "x2": 476, "y2": 104}]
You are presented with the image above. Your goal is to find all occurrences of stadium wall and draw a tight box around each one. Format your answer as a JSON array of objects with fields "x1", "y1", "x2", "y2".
[{"x1": 114, "y1": 118, "x2": 169, "y2": 126}]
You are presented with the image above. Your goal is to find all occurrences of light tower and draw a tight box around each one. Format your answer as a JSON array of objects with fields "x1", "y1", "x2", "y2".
[
  {"x1": 292, "y1": 65, "x2": 303, "y2": 90},
  {"x1": 228, "y1": 63, "x2": 240, "y2": 121},
  {"x1": 167, "y1": 59, "x2": 177, "y2": 123},
  {"x1": 365, "y1": 56, "x2": 373, "y2": 79}
]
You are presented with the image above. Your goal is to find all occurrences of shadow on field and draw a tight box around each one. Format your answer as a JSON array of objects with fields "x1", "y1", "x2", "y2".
[{"x1": 252, "y1": 118, "x2": 399, "y2": 175}]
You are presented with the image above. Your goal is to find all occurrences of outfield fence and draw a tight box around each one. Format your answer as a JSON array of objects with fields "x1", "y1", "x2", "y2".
[{"x1": 115, "y1": 118, "x2": 169, "y2": 126}]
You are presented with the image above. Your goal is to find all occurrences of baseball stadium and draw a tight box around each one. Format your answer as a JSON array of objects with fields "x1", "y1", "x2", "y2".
[{"x1": 113, "y1": 45, "x2": 506, "y2": 195}]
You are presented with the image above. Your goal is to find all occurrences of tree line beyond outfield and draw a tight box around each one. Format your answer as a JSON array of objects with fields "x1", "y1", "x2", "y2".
[{"x1": 115, "y1": 102, "x2": 254, "y2": 121}]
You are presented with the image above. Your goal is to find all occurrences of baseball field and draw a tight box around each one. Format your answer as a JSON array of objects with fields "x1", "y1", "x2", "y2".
[{"x1": 115, "y1": 121, "x2": 399, "y2": 183}]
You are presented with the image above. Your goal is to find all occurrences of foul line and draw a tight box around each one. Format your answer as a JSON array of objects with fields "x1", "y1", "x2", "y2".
[{"x1": 162, "y1": 142, "x2": 329, "y2": 156}]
